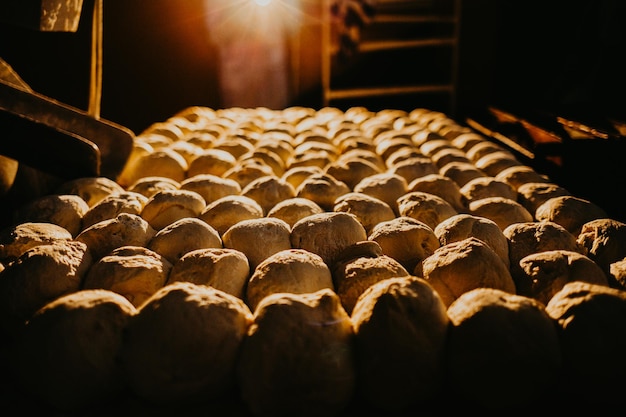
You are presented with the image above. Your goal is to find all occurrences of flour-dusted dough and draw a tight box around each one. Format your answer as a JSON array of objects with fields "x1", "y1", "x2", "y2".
[
  {"x1": 140, "y1": 189, "x2": 206, "y2": 230},
  {"x1": 290, "y1": 211, "x2": 367, "y2": 266},
  {"x1": 546, "y1": 282, "x2": 626, "y2": 406},
  {"x1": 245, "y1": 249, "x2": 333, "y2": 311},
  {"x1": 13, "y1": 194, "x2": 90, "y2": 237},
  {"x1": 517, "y1": 249, "x2": 608, "y2": 304},
  {"x1": 447, "y1": 287, "x2": 562, "y2": 409},
  {"x1": 122, "y1": 282, "x2": 252, "y2": 405},
  {"x1": 147, "y1": 217, "x2": 222, "y2": 264},
  {"x1": 222, "y1": 217, "x2": 292, "y2": 270},
  {"x1": 0, "y1": 240, "x2": 93, "y2": 341},
  {"x1": 75, "y1": 213, "x2": 157, "y2": 261},
  {"x1": 422, "y1": 237, "x2": 516, "y2": 307},
  {"x1": 83, "y1": 246, "x2": 172, "y2": 307},
  {"x1": 351, "y1": 276, "x2": 449, "y2": 411},
  {"x1": 0, "y1": 222, "x2": 73, "y2": 263},
  {"x1": 167, "y1": 248, "x2": 250, "y2": 299},
  {"x1": 198, "y1": 195, "x2": 264, "y2": 236},
  {"x1": 237, "y1": 289, "x2": 355, "y2": 417},
  {"x1": 14, "y1": 289, "x2": 136, "y2": 411},
  {"x1": 368, "y1": 216, "x2": 440, "y2": 275}
]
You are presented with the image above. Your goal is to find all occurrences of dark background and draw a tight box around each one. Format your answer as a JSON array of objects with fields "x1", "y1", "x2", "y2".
[{"x1": 1, "y1": 0, "x2": 625, "y2": 133}]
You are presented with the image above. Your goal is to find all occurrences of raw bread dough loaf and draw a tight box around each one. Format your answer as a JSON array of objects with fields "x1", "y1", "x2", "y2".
[
  {"x1": 419, "y1": 138, "x2": 454, "y2": 157},
  {"x1": 167, "y1": 248, "x2": 250, "y2": 299},
  {"x1": 439, "y1": 161, "x2": 487, "y2": 188},
  {"x1": 81, "y1": 191, "x2": 148, "y2": 231},
  {"x1": 0, "y1": 222, "x2": 72, "y2": 263},
  {"x1": 468, "y1": 196, "x2": 534, "y2": 230},
  {"x1": 516, "y1": 182, "x2": 571, "y2": 215},
  {"x1": 503, "y1": 221, "x2": 586, "y2": 285},
  {"x1": 222, "y1": 217, "x2": 292, "y2": 270},
  {"x1": 245, "y1": 249, "x2": 333, "y2": 311},
  {"x1": 187, "y1": 148, "x2": 237, "y2": 178},
  {"x1": 384, "y1": 146, "x2": 422, "y2": 168},
  {"x1": 239, "y1": 149, "x2": 285, "y2": 177},
  {"x1": 75, "y1": 213, "x2": 157, "y2": 261},
  {"x1": 396, "y1": 191, "x2": 458, "y2": 230},
  {"x1": 247, "y1": 148, "x2": 288, "y2": 177},
  {"x1": 431, "y1": 148, "x2": 470, "y2": 171},
  {"x1": 388, "y1": 156, "x2": 438, "y2": 184},
  {"x1": 333, "y1": 192, "x2": 395, "y2": 235},
  {"x1": 351, "y1": 276, "x2": 449, "y2": 411},
  {"x1": 141, "y1": 122, "x2": 184, "y2": 141},
  {"x1": 324, "y1": 157, "x2": 382, "y2": 190},
  {"x1": 577, "y1": 218, "x2": 626, "y2": 276},
  {"x1": 465, "y1": 140, "x2": 510, "y2": 162},
  {"x1": 121, "y1": 148, "x2": 188, "y2": 184},
  {"x1": 198, "y1": 195, "x2": 264, "y2": 236},
  {"x1": 287, "y1": 149, "x2": 335, "y2": 170},
  {"x1": 14, "y1": 290, "x2": 136, "y2": 413},
  {"x1": 13, "y1": 194, "x2": 89, "y2": 237},
  {"x1": 353, "y1": 172, "x2": 408, "y2": 215},
  {"x1": 237, "y1": 289, "x2": 355, "y2": 417},
  {"x1": 240, "y1": 175, "x2": 296, "y2": 215},
  {"x1": 224, "y1": 160, "x2": 275, "y2": 189},
  {"x1": 473, "y1": 151, "x2": 521, "y2": 176},
  {"x1": 117, "y1": 141, "x2": 156, "y2": 188},
  {"x1": 179, "y1": 174, "x2": 241, "y2": 205},
  {"x1": 546, "y1": 282, "x2": 626, "y2": 406},
  {"x1": 83, "y1": 246, "x2": 172, "y2": 307},
  {"x1": 460, "y1": 176, "x2": 517, "y2": 203},
  {"x1": 332, "y1": 253, "x2": 410, "y2": 315},
  {"x1": 434, "y1": 213, "x2": 510, "y2": 268},
  {"x1": 140, "y1": 189, "x2": 206, "y2": 230},
  {"x1": 422, "y1": 237, "x2": 516, "y2": 307},
  {"x1": 447, "y1": 287, "x2": 562, "y2": 409},
  {"x1": 0, "y1": 240, "x2": 93, "y2": 340},
  {"x1": 375, "y1": 137, "x2": 415, "y2": 162},
  {"x1": 281, "y1": 166, "x2": 324, "y2": 190},
  {"x1": 212, "y1": 136, "x2": 255, "y2": 159},
  {"x1": 517, "y1": 249, "x2": 608, "y2": 304},
  {"x1": 407, "y1": 173, "x2": 467, "y2": 212},
  {"x1": 126, "y1": 176, "x2": 180, "y2": 199},
  {"x1": 266, "y1": 197, "x2": 324, "y2": 228},
  {"x1": 411, "y1": 129, "x2": 445, "y2": 147},
  {"x1": 296, "y1": 173, "x2": 351, "y2": 211},
  {"x1": 494, "y1": 165, "x2": 551, "y2": 190},
  {"x1": 147, "y1": 217, "x2": 222, "y2": 264},
  {"x1": 166, "y1": 141, "x2": 204, "y2": 166},
  {"x1": 368, "y1": 216, "x2": 440, "y2": 275},
  {"x1": 450, "y1": 132, "x2": 485, "y2": 152},
  {"x1": 290, "y1": 212, "x2": 367, "y2": 266},
  {"x1": 122, "y1": 282, "x2": 252, "y2": 405},
  {"x1": 14, "y1": 289, "x2": 136, "y2": 411},
  {"x1": 55, "y1": 176, "x2": 124, "y2": 207},
  {"x1": 535, "y1": 195, "x2": 608, "y2": 236}
]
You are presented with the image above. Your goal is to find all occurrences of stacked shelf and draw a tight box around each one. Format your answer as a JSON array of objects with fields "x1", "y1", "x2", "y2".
[{"x1": 322, "y1": 0, "x2": 461, "y2": 115}]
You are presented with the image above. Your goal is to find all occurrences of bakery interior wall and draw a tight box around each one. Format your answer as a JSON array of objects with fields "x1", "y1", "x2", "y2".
[{"x1": 0, "y1": 0, "x2": 625, "y2": 217}]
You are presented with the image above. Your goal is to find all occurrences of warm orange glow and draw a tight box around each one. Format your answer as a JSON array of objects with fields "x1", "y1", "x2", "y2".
[
  {"x1": 202, "y1": 0, "x2": 321, "y2": 109},
  {"x1": 204, "y1": 0, "x2": 312, "y2": 42}
]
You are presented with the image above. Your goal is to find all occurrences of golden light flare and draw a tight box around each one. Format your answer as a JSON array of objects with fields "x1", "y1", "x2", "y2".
[{"x1": 203, "y1": 0, "x2": 320, "y2": 42}]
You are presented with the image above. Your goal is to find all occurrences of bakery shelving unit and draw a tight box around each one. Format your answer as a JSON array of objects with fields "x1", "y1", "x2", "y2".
[{"x1": 321, "y1": 0, "x2": 461, "y2": 115}]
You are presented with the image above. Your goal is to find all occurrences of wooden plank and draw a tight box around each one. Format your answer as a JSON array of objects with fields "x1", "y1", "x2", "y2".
[{"x1": 327, "y1": 84, "x2": 454, "y2": 100}]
